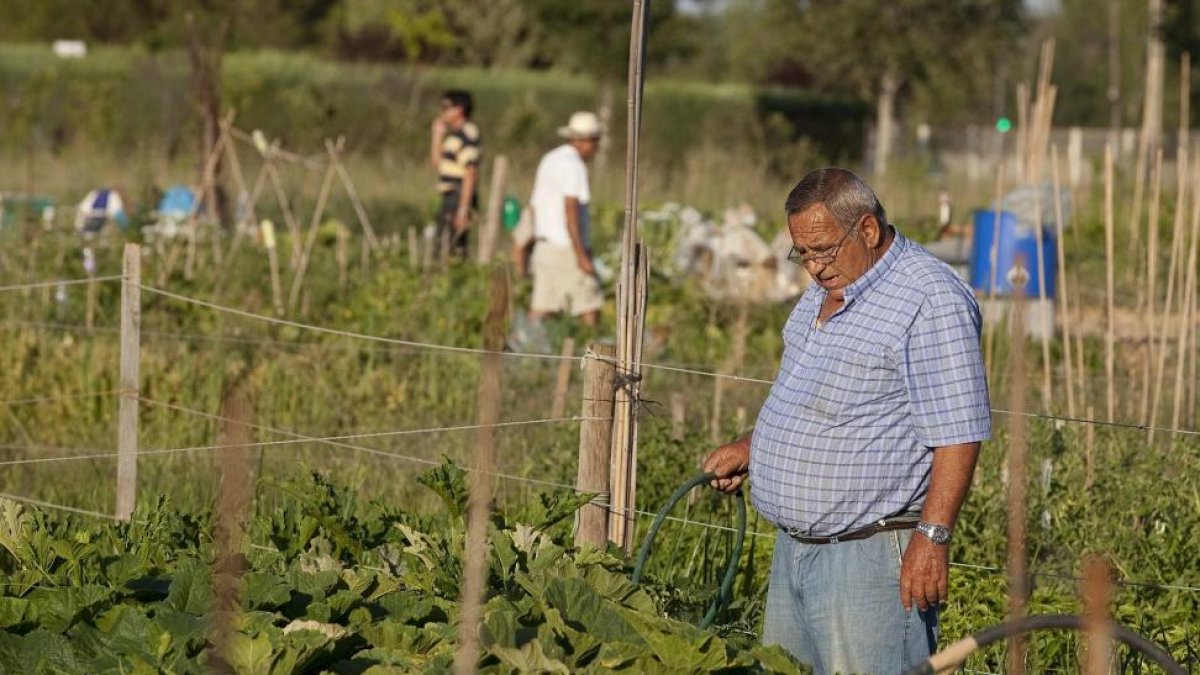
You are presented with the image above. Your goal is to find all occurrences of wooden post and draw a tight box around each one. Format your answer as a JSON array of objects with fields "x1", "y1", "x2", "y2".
[
  {"x1": 550, "y1": 337, "x2": 576, "y2": 419},
  {"x1": 1082, "y1": 556, "x2": 1113, "y2": 675},
  {"x1": 576, "y1": 343, "x2": 616, "y2": 549},
  {"x1": 671, "y1": 393, "x2": 686, "y2": 441},
  {"x1": 454, "y1": 266, "x2": 508, "y2": 675},
  {"x1": 423, "y1": 226, "x2": 436, "y2": 270},
  {"x1": 478, "y1": 155, "x2": 509, "y2": 264},
  {"x1": 1103, "y1": 143, "x2": 1116, "y2": 422},
  {"x1": 116, "y1": 244, "x2": 141, "y2": 521},
  {"x1": 211, "y1": 380, "x2": 254, "y2": 669}
]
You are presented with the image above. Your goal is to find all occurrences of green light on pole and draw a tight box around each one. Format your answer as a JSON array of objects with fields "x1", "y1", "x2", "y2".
[{"x1": 996, "y1": 116, "x2": 1013, "y2": 133}]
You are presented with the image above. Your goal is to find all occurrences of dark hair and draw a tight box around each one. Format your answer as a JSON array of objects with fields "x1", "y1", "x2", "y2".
[
  {"x1": 784, "y1": 167, "x2": 887, "y2": 231},
  {"x1": 442, "y1": 90, "x2": 473, "y2": 118}
]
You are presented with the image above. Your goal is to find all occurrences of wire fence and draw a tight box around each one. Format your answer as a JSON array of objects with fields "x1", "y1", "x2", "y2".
[
  {"x1": 0, "y1": 275, "x2": 123, "y2": 293},
  {"x1": 5, "y1": 282, "x2": 1200, "y2": 600}
]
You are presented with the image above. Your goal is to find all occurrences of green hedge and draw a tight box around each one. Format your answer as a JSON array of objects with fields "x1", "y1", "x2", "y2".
[{"x1": 0, "y1": 44, "x2": 865, "y2": 165}]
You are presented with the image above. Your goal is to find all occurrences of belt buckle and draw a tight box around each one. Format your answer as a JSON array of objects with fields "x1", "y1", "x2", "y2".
[{"x1": 828, "y1": 535, "x2": 839, "y2": 545}]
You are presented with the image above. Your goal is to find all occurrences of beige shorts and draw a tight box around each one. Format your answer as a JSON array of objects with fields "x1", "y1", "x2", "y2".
[{"x1": 531, "y1": 244, "x2": 604, "y2": 316}]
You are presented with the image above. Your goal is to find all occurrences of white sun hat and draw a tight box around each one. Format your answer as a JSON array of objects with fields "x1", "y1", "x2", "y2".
[{"x1": 557, "y1": 111, "x2": 603, "y2": 140}]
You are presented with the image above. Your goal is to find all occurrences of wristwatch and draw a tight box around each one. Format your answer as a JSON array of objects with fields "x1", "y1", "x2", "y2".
[{"x1": 915, "y1": 521, "x2": 952, "y2": 545}]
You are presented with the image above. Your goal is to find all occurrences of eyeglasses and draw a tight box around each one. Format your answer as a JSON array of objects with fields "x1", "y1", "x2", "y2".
[{"x1": 787, "y1": 220, "x2": 860, "y2": 266}]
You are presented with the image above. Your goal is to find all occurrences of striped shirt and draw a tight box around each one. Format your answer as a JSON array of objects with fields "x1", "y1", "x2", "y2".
[
  {"x1": 749, "y1": 230, "x2": 991, "y2": 537},
  {"x1": 437, "y1": 121, "x2": 481, "y2": 194}
]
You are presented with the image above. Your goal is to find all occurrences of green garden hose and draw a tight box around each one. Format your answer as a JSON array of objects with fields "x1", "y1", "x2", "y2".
[
  {"x1": 631, "y1": 471, "x2": 747, "y2": 629},
  {"x1": 903, "y1": 614, "x2": 1186, "y2": 675}
]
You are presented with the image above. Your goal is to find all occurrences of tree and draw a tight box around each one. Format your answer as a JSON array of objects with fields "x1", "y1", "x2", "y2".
[{"x1": 794, "y1": 0, "x2": 1023, "y2": 176}]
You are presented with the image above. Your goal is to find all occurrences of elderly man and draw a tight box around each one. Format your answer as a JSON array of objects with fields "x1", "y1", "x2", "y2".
[{"x1": 703, "y1": 168, "x2": 991, "y2": 674}]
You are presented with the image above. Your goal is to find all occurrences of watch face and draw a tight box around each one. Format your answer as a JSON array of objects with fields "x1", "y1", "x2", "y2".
[{"x1": 919, "y1": 522, "x2": 951, "y2": 545}]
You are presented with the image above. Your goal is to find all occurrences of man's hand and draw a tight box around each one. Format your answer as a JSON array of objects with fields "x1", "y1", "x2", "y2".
[
  {"x1": 701, "y1": 435, "x2": 750, "y2": 493},
  {"x1": 576, "y1": 253, "x2": 596, "y2": 276},
  {"x1": 899, "y1": 533, "x2": 948, "y2": 611},
  {"x1": 454, "y1": 209, "x2": 470, "y2": 232}
]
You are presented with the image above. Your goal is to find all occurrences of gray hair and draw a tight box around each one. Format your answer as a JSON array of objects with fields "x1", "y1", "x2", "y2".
[{"x1": 784, "y1": 167, "x2": 888, "y2": 231}]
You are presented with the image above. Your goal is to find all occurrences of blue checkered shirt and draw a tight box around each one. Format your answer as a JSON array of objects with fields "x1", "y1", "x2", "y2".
[{"x1": 749, "y1": 231, "x2": 991, "y2": 537}]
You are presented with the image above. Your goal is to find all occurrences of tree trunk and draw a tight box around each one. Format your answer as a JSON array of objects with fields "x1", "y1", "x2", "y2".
[{"x1": 874, "y1": 71, "x2": 901, "y2": 178}]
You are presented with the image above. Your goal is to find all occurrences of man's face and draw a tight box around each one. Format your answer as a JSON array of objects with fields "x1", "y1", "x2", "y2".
[
  {"x1": 787, "y1": 204, "x2": 880, "y2": 293},
  {"x1": 573, "y1": 137, "x2": 599, "y2": 161}
]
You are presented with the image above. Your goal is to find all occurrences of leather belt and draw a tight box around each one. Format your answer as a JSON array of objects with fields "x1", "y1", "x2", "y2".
[{"x1": 783, "y1": 517, "x2": 919, "y2": 545}]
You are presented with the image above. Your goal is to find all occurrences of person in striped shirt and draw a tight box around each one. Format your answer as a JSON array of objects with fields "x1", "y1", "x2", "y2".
[
  {"x1": 703, "y1": 168, "x2": 991, "y2": 674},
  {"x1": 429, "y1": 90, "x2": 481, "y2": 259}
]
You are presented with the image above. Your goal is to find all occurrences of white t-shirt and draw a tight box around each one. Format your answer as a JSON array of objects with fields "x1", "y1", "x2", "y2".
[{"x1": 529, "y1": 144, "x2": 590, "y2": 248}]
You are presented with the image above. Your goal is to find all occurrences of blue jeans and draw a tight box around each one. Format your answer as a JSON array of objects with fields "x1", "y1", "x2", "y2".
[{"x1": 763, "y1": 529, "x2": 938, "y2": 675}]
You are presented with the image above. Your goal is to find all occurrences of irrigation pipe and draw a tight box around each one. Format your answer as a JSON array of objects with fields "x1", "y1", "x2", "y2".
[
  {"x1": 903, "y1": 614, "x2": 1185, "y2": 675},
  {"x1": 631, "y1": 472, "x2": 746, "y2": 629}
]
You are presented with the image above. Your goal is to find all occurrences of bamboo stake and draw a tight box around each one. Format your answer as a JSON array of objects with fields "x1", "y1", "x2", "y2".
[
  {"x1": 1139, "y1": 148, "x2": 1164, "y2": 425},
  {"x1": 609, "y1": 0, "x2": 650, "y2": 553},
  {"x1": 1169, "y1": 160, "x2": 1200, "y2": 438},
  {"x1": 264, "y1": 156, "x2": 303, "y2": 270},
  {"x1": 1150, "y1": 145, "x2": 1190, "y2": 443},
  {"x1": 1104, "y1": 143, "x2": 1116, "y2": 422},
  {"x1": 1033, "y1": 164, "x2": 1053, "y2": 411},
  {"x1": 287, "y1": 138, "x2": 340, "y2": 314},
  {"x1": 1006, "y1": 271, "x2": 1029, "y2": 675},
  {"x1": 407, "y1": 227, "x2": 420, "y2": 270},
  {"x1": 332, "y1": 152, "x2": 382, "y2": 252},
  {"x1": 261, "y1": 220, "x2": 284, "y2": 315},
  {"x1": 183, "y1": 110, "x2": 235, "y2": 281},
  {"x1": 1085, "y1": 404, "x2": 1096, "y2": 490},
  {"x1": 453, "y1": 266, "x2": 508, "y2": 675},
  {"x1": 984, "y1": 164, "x2": 1006, "y2": 380},
  {"x1": 335, "y1": 220, "x2": 348, "y2": 293},
  {"x1": 1051, "y1": 147, "x2": 1075, "y2": 419},
  {"x1": 115, "y1": 244, "x2": 141, "y2": 521},
  {"x1": 550, "y1": 337, "x2": 576, "y2": 419}
]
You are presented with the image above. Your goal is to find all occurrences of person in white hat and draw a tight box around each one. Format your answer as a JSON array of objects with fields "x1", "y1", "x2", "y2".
[{"x1": 523, "y1": 111, "x2": 605, "y2": 327}]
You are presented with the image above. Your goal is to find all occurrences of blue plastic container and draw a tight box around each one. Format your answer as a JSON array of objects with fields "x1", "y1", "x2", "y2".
[{"x1": 969, "y1": 209, "x2": 1057, "y2": 298}]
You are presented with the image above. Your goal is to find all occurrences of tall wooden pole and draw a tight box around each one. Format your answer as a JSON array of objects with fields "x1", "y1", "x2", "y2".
[
  {"x1": 1170, "y1": 162, "x2": 1200, "y2": 438},
  {"x1": 1006, "y1": 275, "x2": 1029, "y2": 675},
  {"x1": 551, "y1": 337, "x2": 576, "y2": 419},
  {"x1": 576, "y1": 343, "x2": 616, "y2": 549},
  {"x1": 478, "y1": 155, "x2": 509, "y2": 265},
  {"x1": 116, "y1": 244, "x2": 141, "y2": 521},
  {"x1": 1104, "y1": 143, "x2": 1116, "y2": 422},
  {"x1": 1139, "y1": 148, "x2": 1164, "y2": 426},
  {"x1": 609, "y1": 0, "x2": 651, "y2": 553},
  {"x1": 453, "y1": 266, "x2": 508, "y2": 675}
]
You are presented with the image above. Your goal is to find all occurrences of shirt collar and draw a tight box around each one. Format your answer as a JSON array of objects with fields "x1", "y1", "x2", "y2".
[{"x1": 840, "y1": 227, "x2": 906, "y2": 304}]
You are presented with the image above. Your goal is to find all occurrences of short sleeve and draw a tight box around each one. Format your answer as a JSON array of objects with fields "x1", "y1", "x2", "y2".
[
  {"x1": 561, "y1": 158, "x2": 589, "y2": 202},
  {"x1": 902, "y1": 291, "x2": 992, "y2": 447},
  {"x1": 458, "y1": 125, "x2": 481, "y2": 167}
]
